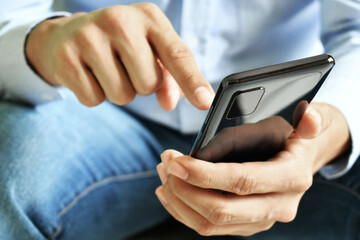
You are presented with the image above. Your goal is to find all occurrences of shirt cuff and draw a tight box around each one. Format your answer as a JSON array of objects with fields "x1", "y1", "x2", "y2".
[{"x1": 0, "y1": 12, "x2": 70, "y2": 105}]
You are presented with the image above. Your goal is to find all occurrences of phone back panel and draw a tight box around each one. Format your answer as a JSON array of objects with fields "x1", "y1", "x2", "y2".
[{"x1": 190, "y1": 54, "x2": 335, "y2": 157}]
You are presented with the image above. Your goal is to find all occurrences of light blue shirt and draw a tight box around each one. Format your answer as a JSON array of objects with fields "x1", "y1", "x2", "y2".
[{"x1": 1, "y1": 0, "x2": 360, "y2": 179}]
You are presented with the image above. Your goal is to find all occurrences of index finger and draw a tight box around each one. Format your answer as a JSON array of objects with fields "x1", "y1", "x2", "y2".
[
  {"x1": 148, "y1": 21, "x2": 214, "y2": 110},
  {"x1": 164, "y1": 150, "x2": 313, "y2": 195}
]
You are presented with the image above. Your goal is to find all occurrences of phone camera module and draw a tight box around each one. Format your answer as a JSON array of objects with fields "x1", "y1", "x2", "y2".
[{"x1": 226, "y1": 87, "x2": 265, "y2": 119}]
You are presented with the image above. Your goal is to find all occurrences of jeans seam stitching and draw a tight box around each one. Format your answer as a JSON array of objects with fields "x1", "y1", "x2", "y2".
[{"x1": 49, "y1": 169, "x2": 158, "y2": 239}]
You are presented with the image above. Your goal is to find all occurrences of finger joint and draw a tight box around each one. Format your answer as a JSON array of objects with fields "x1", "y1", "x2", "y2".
[
  {"x1": 164, "y1": 44, "x2": 194, "y2": 66},
  {"x1": 232, "y1": 171, "x2": 258, "y2": 195},
  {"x1": 206, "y1": 205, "x2": 234, "y2": 225}
]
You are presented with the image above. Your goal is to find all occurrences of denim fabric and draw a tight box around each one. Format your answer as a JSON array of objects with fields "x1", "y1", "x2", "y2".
[{"x1": 0, "y1": 92, "x2": 195, "y2": 240}]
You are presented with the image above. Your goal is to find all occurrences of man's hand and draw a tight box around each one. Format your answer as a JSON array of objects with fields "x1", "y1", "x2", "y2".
[
  {"x1": 155, "y1": 102, "x2": 350, "y2": 236},
  {"x1": 25, "y1": 3, "x2": 214, "y2": 110}
]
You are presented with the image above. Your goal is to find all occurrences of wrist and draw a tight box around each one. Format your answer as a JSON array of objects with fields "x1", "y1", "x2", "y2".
[{"x1": 25, "y1": 17, "x2": 63, "y2": 85}]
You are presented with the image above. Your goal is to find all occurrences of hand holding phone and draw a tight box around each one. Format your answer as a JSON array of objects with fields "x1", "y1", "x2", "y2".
[{"x1": 156, "y1": 55, "x2": 352, "y2": 238}]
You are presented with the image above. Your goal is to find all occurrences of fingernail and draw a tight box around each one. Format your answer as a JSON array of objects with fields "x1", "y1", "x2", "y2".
[
  {"x1": 157, "y1": 163, "x2": 168, "y2": 184},
  {"x1": 194, "y1": 86, "x2": 214, "y2": 108},
  {"x1": 168, "y1": 162, "x2": 189, "y2": 180},
  {"x1": 160, "y1": 152, "x2": 167, "y2": 162},
  {"x1": 155, "y1": 187, "x2": 168, "y2": 205},
  {"x1": 306, "y1": 106, "x2": 322, "y2": 133},
  {"x1": 160, "y1": 151, "x2": 170, "y2": 169}
]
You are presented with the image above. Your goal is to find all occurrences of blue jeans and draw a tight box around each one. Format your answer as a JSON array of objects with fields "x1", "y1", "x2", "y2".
[
  {"x1": 0, "y1": 92, "x2": 195, "y2": 240},
  {"x1": 1, "y1": 93, "x2": 359, "y2": 240}
]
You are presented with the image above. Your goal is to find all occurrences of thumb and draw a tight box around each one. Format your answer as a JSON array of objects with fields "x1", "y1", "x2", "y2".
[{"x1": 295, "y1": 103, "x2": 332, "y2": 139}]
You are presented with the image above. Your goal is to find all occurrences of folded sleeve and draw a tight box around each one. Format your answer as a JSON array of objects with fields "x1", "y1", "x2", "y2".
[
  {"x1": 0, "y1": 0, "x2": 70, "y2": 105},
  {"x1": 314, "y1": 0, "x2": 360, "y2": 179}
]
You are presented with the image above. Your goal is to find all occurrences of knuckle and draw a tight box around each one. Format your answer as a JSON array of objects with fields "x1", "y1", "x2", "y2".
[
  {"x1": 166, "y1": 44, "x2": 193, "y2": 62},
  {"x1": 100, "y1": 6, "x2": 131, "y2": 35},
  {"x1": 137, "y1": 2, "x2": 162, "y2": 21},
  {"x1": 102, "y1": 6, "x2": 127, "y2": 23},
  {"x1": 204, "y1": 171, "x2": 215, "y2": 187},
  {"x1": 74, "y1": 26, "x2": 98, "y2": 50},
  {"x1": 232, "y1": 171, "x2": 258, "y2": 195},
  {"x1": 207, "y1": 205, "x2": 234, "y2": 225}
]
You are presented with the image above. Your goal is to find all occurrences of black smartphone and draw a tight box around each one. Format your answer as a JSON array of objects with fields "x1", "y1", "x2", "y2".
[{"x1": 190, "y1": 54, "x2": 335, "y2": 159}]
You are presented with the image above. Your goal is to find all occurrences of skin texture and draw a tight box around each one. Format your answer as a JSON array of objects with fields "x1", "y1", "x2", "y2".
[
  {"x1": 156, "y1": 102, "x2": 351, "y2": 236},
  {"x1": 25, "y1": 3, "x2": 214, "y2": 110}
]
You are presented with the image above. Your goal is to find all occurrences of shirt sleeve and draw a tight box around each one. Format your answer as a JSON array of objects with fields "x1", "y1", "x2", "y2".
[
  {"x1": 314, "y1": 0, "x2": 360, "y2": 179},
  {"x1": 0, "y1": 0, "x2": 70, "y2": 105}
]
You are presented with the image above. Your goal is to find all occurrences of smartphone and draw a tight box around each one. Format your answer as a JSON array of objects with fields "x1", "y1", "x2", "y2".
[{"x1": 190, "y1": 54, "x2": 335, "y2": 159}]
